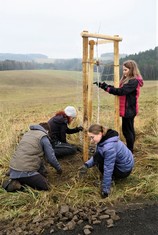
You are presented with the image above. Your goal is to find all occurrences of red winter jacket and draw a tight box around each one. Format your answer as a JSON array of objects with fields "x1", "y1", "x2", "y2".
[{"x1": 107, "y1": 76, "x2": 143, "y2": 118}]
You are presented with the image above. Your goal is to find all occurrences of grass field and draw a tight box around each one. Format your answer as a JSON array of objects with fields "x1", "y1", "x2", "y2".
[{"x1": 0, "y1": 70, "x2": 158, "y2": 223}]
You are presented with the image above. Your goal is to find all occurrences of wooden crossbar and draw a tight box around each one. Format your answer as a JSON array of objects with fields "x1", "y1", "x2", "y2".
[{"x1": 81, "y1": 31, "x2": 122, "y2": 41}]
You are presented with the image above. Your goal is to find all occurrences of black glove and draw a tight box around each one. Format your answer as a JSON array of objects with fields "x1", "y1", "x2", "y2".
[
  {"x1": 93, "y1": 81, "x2": 101, "y2": 87},
  {"x1": 57, "y1": 168, "x2": 62, "y2": 175},
  {"x1": 101, "y1": 191, "x2": 108, "y2": 198},
  {"x1": 79, "y1": 164, "x2": 88, "y2": 175},
  {"x1": 100, "y1": 82, "x2": 109, "y2": 91},
  {"x1": 93, "y1": 81, "x2": 108, "y2": 91},
  {"x1": 76, "y1": 126, "x2": 83, "y2": 132}
]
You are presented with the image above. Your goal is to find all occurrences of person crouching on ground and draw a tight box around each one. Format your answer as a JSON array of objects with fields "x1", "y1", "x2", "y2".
[
  {"x1": 79, "y1": 124, "x2": 134, "y2": 198},
  {"x1": 48, "y1": 106, "x2": 83, "y2": 157},
  {"x1": 3, "y1": 123, "x2": 62, "y2": 192}
]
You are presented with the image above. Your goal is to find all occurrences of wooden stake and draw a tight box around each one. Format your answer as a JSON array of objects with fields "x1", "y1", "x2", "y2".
[
  {"x1": 88, "y1": 40, "x2": 95, "y2": 125},
  {"x1": 82, "y1": 34, "x2": 89, "y2": 162},
  {"x1": 114, "y1": 38, "x2": 120, "y2": 134}
]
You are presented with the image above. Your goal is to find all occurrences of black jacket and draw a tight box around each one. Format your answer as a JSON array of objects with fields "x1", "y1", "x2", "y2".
[
  {"x1": 48, "y1": 115, "x2": 79, "y2": 143},
  {"x1": 107, "y1": 76, "x2": 143, "y2": 118}
]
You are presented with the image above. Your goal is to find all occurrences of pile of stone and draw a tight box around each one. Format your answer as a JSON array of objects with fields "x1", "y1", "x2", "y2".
[
  {"x1": 1, "y1": 204, "x2": 120, "y2": 235},
  {"x1": 45, "y1": 204, "x2": 120, "y2": 234}
]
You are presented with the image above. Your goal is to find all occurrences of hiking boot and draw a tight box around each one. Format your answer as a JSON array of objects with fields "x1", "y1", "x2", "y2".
[{"x1": 2, "y1": 179, "x2": 22, "y2": 192}]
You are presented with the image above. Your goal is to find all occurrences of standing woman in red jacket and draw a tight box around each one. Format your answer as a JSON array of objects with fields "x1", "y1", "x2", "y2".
[{"x1": 94, "y1": 60, "x2": 144, "y2": 153}]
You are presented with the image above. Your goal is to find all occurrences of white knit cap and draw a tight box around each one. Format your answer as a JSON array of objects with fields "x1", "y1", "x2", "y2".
[{"x1": 64, "y1": 106, "x2": 77, "y2": 118}]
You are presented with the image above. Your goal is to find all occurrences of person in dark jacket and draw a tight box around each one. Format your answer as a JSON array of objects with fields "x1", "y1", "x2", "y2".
[
  {"x1": 48, "y1": 106, "x2": 83, "y2": 157},
  {"x1": 3, "y1": 123, "x2": 62, "y2": 192},
  {"x1": 79, "y1": 124, "x2": 134, "y2": 198},
  {"x1": 94, "y1": 60, "x2": 143, "y2": 153}
]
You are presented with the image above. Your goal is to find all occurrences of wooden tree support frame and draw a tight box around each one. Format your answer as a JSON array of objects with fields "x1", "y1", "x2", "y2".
[{"x1": 81, "y1": 30, "x2": 123, "y2": 162}]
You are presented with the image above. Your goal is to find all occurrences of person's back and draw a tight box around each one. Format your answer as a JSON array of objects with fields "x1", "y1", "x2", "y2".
[
  {"x1": 10, "y1": 128, "x2": 47, "y2": 172},
  {"x1": 113, "y1": 139, "x2": 134, "y2": 172},
  {"x1": 48, "y1": 113, "x2": 68, "y2": 143},
  {"x1": 3, "y1": 123, "x2": 62, "y2": 192}
]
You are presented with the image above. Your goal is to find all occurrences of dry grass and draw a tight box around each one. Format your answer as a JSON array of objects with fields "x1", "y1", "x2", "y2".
[{"x1": 0, "y1": 70, "x2": 158, "y2": 222}]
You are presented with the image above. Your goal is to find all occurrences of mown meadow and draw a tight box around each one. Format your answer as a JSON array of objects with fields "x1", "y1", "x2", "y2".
[{"x1": 0, "y1": 70, "x2": 158, "y2": 224}]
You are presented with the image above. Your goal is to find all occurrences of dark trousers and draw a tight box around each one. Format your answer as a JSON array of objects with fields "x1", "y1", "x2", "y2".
[
  {"x1": 93, "y1": 152, "x2": 131, "y2": 180},
  {"x1": 112, "y1": 166, "x2": 132, "y2": 180},
  {"x1": 122, "y1": 117, "x2": 135, "y2": 153},
  {"x1": 53, "y1": 142, "x2": 77, "y2": 158},
  {"x1": 18, "y1": 174, "x2": 49, "y2": 191}
]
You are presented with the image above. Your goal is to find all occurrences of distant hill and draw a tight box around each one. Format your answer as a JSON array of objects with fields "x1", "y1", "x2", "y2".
[
  {"x1": 100, "y1": 52, "x2": 127, "y2": 62},
  {"x1": 0, "y1": 52, "x2": 127, "y2": 63},
  {"x1": 0, "y1": 53, "x2": 48, "y2": 61},
  {"x1": 0, "y1": 48, "x2": 157, "y2": 80}
]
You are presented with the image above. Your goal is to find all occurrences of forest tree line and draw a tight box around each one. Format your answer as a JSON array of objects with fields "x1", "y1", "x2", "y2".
[
  {"x1": 101, "y1": 47, "x2": 158, "y2": 81},
  {"x1": 0, "y1": 47, "x2": 157, "y2": 80}
]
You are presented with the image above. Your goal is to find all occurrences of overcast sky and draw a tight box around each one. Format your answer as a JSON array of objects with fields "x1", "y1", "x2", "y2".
[{"x1": 0, "y1": 0, "x2": 157, "y2": 58}]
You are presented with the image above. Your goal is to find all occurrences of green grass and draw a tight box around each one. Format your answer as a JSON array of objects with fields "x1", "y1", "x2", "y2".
[{"x1": 0, "y1": 70, "x2": 158, "y2": 222}]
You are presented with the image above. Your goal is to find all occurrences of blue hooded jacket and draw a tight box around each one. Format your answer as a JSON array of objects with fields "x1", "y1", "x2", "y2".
[{"x1": 85, "y1": 130, "x2": 134, "y2": 194}]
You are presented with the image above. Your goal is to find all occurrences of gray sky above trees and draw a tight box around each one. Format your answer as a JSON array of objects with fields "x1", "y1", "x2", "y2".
[{"x1": 0, "y1": 0, "x2": 157, "y2": 58}]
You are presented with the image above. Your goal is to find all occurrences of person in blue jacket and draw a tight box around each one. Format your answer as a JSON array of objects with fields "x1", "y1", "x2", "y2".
[
  {"x1": 3, "y1": 123, "x2": 62, "y2": 192},
  {"x1": 80, "y1": 124, "x2": 134, "y2": 198}
]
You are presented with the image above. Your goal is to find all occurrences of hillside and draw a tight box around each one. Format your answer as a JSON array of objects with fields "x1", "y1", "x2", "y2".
[
  {"x1": 0, "y1": 53, "x2": 48, "y2": 61},
  {"x1": 119, "y1": 47, "x2": 158, "y2": 80},
  {"x1": 100, "y1": 52, "x2": 127, "y2": 61},
  {"x1": 0, "y1": 48, "x2": 157, "y2": 80}
]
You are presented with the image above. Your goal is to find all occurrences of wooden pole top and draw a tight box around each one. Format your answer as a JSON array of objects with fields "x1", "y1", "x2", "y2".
[{"x1": 81, "y1": 31, "x2": 122, "y2": 42}]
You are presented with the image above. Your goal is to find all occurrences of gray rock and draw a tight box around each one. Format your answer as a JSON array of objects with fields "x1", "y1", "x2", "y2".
[
  {"x1": 93, "y1": 220, "x2": 101, "y2": 224},
  {"x1": 60, "y1": 205, "x2": 69, "y2": 214},
  {"x1": 111, "y1": 214, "x2": 120, "y2": 221},
  {"x1": 106, "y1": 218, "x2": 114, "y2": 227},
  {"x1": 105, "y1": 209, "x2": 116, "y2": 216},
  {"x1": 83, "y1": 225, "x2": 93, "y2": 230},
  {"x1": 99, "y1": 214, "x2": 110, "y2": 220},
  {"x1": 64, "y1": 220, "x2": 76, "y2": 230},
  {"x1": 77, "y1": 219, "x2": 84, "y2": 225},
  {"x1": 83, "y1": 228, "x2": 91, "y2": 235}
]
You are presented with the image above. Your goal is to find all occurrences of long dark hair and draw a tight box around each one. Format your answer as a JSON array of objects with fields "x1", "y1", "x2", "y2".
[{"x1": 120, "y1": 60, "x2": 143, "y2": 86}]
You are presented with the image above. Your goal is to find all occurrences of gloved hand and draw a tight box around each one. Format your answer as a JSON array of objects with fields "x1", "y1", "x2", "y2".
[
  {"x1": 93, "y1": 81, "x2": 101, "y2": 87},
  {"x1": 79, "y1": 164, "x2": 88, "y2": 175},
  {"x1": 100, "y1": 82, "x2": 109, "y2": 91},
  {"x1": 101, "y1": 191, "x2": 108, "y2": 198},
  {"x1": 57, "y1": 168, "x2": 62, "y2": 175},
  {"x1": 93, "y1": 81, "x2": 109, "y2": 91},
  {"x1": 76, "y1": 126, "x2": 83, "y2": 132}
]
